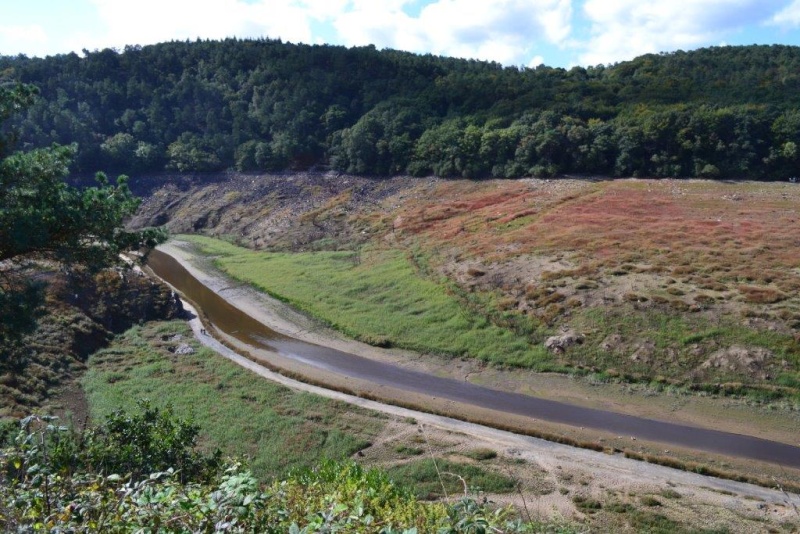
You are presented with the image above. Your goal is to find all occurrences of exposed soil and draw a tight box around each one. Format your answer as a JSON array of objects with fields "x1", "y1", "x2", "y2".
[
  {"x1": 156, "y1": 240, "x2": 800, "y2": 446},
  {"x1": 130, "y1": 172, "x2": 800, "y2": 530},
  {"x1": 0, "y1": 263, "x2": 182, "y2": 419},
  {"x1": 130, "y1": 172, "x2": 800, "y2": 397},
  {"x1": 50, "y1": 380, "x2": 90, "y2": 428},
  {"x1": 169, "y1": 255, "x2": 800, "y2": 532},
  {"x1": 131, "y1": 172, "x2": 433, "y2": 252}
]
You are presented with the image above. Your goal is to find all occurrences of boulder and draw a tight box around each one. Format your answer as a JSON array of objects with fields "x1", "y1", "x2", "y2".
[{"x1": 544, "y1": 330, "x2": 583, "y2": 354}]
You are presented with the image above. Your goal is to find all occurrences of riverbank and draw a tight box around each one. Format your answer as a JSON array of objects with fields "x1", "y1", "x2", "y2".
[
  {"x1": 133, "y1": 176, "x2": 800, "y2": 403},
  {"x1": 144, "y1": 240, "x2": 800, "y2": 530},
  {"x1": 152, "y1": 239, "x2": 800, "y2": 488}
]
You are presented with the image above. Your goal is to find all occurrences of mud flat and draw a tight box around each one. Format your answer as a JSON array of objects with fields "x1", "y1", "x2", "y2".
[
  {"x1": 148, "y1": 241, "x2": 800, "y2": 530},
  {"x1": 148, "y1": 240, "x2": 800, "y2": 488}
]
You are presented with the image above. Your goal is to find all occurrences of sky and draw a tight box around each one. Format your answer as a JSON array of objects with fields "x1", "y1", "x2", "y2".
[{"x1": 1, "y1": 0, "x2": 800, "y2": 68}]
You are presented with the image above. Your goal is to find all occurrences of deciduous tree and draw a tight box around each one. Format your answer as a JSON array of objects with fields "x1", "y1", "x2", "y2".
[{"x1": 0, "y1": 83, "x2": 165, "y2": 347}]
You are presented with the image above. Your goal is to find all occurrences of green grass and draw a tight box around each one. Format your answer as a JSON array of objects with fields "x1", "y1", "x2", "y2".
[
  {"x1": 572, "y1": 495, "x2": 603, "y2": 513},
  {"x1": 395, "y1": 445, "x2": 425, "y2": 456},
  {"x1": 570, "y1": 305, "x2": 799, "y2": 388},
  {"x1": 177, "y1": 235, "x2": 800, "y2": 399},
  {"x1": 182, "y1": 235, "x2": 550, "y2": 367},
  {"x1": 384, "y1": 459, "x2": 516, "y2": 500},
  {"x1": 463, "y1": 447, "x2": 498, "y2": 461},
  {"x1": 82, "y1": 320, "x2": 385, "y2": 480}
]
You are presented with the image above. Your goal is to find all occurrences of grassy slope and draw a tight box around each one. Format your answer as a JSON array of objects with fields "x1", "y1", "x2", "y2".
[
  {"x1": 74, "y1": 251, "x2": 794, "y2": 532},
  {"x1": 385, "y1": 459, "x2": 516, "y2": 500},
  {"x1": 139, "y1": 175, "x2": 800, "y2": 399},
  {"x1": 83, "y1": 320, "x2": 385, "y2": 479},
  {"x1": 392, "y1": 179, "x2": 800, "y2": 397},
  {"x1": 82, "y1": 319, "x2": 520, "y2": 493},
  {"x1": 180, "y1": 231, "x2": 800, "y2": 403},
  {"x1": 184, "y1": 235, "x2": 551, "y2": 368}
]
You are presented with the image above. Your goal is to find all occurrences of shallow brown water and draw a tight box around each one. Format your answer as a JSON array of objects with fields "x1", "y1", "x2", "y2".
[{"x1": 148, "y1": 249, "x2": 800, "y2": 469}]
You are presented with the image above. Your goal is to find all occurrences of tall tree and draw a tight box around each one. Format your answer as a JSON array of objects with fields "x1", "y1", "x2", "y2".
[{"x1": 0, "y1": 83, "x2": 166, "y2": 348}]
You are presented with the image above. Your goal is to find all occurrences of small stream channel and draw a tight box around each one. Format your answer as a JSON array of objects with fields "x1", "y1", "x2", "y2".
[{"x1": 147, "y1": 248, "x2": 800, "y2": 469}]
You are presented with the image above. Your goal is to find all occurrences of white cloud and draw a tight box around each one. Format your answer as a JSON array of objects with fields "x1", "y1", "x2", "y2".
[
  {"x1": 578, "y1": 0, "x2": 772, "y2": 66},
  {"x1": 332, "y1": 0, "x2": 571, "y2": 66},
  {"x1": 770, "y1": 0, "x2": 800, "y2": 27},
  {"x1": 5, "y1": 0, "x2": 800, "y2": 68},
  {"x1": 296, "y1": 0, "x2": 351, "y2": 21},
  {"x1": 333, "y1": 2, "x2": 421, "y2": 52},
  {"x1": 0, "y1": 24, "x2": 49, "y2": 57},
  {"x1": 83, "y1": 0, "x2": 317, "y2": 52},
  {"x1": 12, "y1": 0, "x2": 567, "y2": 66},
  {"x1": 528, "y1": 54, "x2": 545, "y2": 67}
]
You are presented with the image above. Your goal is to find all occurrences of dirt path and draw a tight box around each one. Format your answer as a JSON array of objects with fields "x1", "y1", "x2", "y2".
[
  {"x1": 169, "y1": 266, "x2": 800, "y2": 530},
  {"x1": 150, "y1": 241, "x2": 800, "y2": 518}
]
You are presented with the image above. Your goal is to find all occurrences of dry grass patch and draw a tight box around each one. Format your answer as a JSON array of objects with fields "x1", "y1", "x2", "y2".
[{"x1": 738, "y1": 285, "x2": 788, "y2": 304}]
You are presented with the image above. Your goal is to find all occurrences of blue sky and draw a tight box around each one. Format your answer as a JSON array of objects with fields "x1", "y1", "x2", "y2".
[{"x1": 2, "y1": 1, "x2": 800, "y2": 68}]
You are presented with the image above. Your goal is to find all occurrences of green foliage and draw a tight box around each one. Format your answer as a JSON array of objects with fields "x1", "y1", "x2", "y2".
[
  {"x1": 185, "y1": 235, "x2": 550, "y2": 368},
  {"x1": 331, "y1": 102, "x2": 424, "y2": 175},
  {"x1": 0, "y1": 151, "x2": 163, "y2": 266},
  {"x1": 0, "y1": 83, "x2": 167, "y2": 349},
  {"x1": 83, "y1": 320, "x2": 383, "y2": 479},
  {"x1": 0, "y1": 409, "x2": 219, "y2": 531},
  {"x1": 385, "y1": 459, "x2": 516, "y2": 500},
  {"x1": 0, "y1": 412, "x2": 559, "y2": 532},
  {"x1": 0, "y1": 83, "x2": 37, "y2": 157},
  {"x1": 0, "y1": 278, "x2": 45, "y2": 348},
  {"x1": 167, "y1": 132, "x2": 224, "y2": 172},
  {"x1": 79, "y1": 400, "x2": 222, "y2": 483},
  {"x1": 3, "y1": 41, "x2": 800, "y2": 178},
  {"x1": 4, "y1": 403, "x2": 221, "y2": 486},
  {"x1": 571, "y1": 495, "x2": 602, "y2": 513}
]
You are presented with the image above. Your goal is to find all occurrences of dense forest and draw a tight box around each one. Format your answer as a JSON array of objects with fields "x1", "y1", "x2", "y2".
[{"x1": 2, "y1": 39, "x2": 800, "y2": 179}]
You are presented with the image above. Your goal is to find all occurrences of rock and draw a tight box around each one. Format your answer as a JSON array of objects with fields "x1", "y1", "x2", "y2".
[
  {"x1": 544, "y1": 330, "x2": 583, "y2": 353},
  {"x1": 700, "y1": 346, "x2": 772, "y2": 379},
  {"x1": 630, "y1": 339, "x2": 655, "y2": 363},
  {"x1": 600, "y1": 334, "x2": 623, "y2": 352},
  {"x1": 173, "y1": 343, "x2": 195, "y2": 355}
]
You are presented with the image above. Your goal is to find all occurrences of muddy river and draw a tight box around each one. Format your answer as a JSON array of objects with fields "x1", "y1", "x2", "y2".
[{"x1": 147, "y1": 249, "x2": 800, "y2": 469}]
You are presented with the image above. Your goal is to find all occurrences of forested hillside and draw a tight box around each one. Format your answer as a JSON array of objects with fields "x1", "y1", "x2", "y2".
[{"x1": 3, "y1": 39, "x2": 800, "y2": 179}]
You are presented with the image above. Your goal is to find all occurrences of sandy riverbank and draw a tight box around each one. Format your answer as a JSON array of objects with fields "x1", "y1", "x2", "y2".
[
  {"x1": 152, "y1": 240, "x2": 800, "y2": 529},
  {"x1": 154, "y1": 241, "x2": 800, "y2": 475}
]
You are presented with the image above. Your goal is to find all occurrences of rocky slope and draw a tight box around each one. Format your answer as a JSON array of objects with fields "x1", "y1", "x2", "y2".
[{"x1": 0, "y1": 264, "x2": 182, "y2": 418}]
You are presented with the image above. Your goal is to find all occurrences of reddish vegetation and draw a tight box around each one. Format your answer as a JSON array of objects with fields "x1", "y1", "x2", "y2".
[
  {"x1": 396, "y1": 179, "x2": 800, "y2": 296},
  {"x1": 135, "y1": 173, "x2": 800, "y2": 390}
]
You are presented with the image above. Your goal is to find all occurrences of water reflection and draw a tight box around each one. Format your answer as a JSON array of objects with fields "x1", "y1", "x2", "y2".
[{"x1": 147, "y1": 248, "x2": 800, "y2": 468}]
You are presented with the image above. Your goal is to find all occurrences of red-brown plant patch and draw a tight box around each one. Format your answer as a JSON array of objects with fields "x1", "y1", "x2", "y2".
[{"x1": 738, "y1": 285, "x2": 788, "y2": 304}]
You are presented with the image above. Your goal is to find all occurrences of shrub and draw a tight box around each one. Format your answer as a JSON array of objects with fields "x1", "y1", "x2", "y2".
[
  {"x1": 0, "y1": 409, "x2": 570, "y2": 532},
  {"x1": 738, "y1": 285, "x2": 787, "y2": 304},
  {"x1": 641, "y1": 495, "x2": 662, "y2": 507},
  {"x1": 572, "y1": 495, "x2": 603, "y2": 513},
  {"x1": 464, "y1": 448, "x2": 498, "y2": 461},
  {"x1": 81, "y1": 400, "x2": 222, "y2": 483}
]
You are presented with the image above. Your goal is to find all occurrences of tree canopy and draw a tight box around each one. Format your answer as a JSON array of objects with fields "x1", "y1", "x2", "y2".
[
  {"x1": 2, "y1": 40, "x2": 800, "y2": 179},
  {"x1": 0, "y1": 83, "x2": 165, "y2": 347}
]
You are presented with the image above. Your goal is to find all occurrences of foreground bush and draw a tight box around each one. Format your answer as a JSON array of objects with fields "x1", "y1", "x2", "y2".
[{"x1": 0, "y1": 406, "x2": 574, "y2": 532}]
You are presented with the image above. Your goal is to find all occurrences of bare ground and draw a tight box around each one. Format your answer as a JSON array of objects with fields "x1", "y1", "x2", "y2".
[
  {"x1": 155, "y1": 240, "x2": 800, "y2": 532},
  {"x1": 159, "y1": 240, "x2": 800, "y2": 451},
  {"x1": 131, "y1": 173, "x2": 800, "y2": 392}
]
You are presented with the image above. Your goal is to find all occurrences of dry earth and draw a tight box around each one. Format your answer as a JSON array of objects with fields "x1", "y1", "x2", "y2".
[
  {"x1": 132, "y1": 172, "x2": 800, "y2": 530},
  {"x1": 133, "y1": 173, "x2": 800, "y2": 389},
  {"x1": 133, "y1": 172, "x2": 800, "y2": 450},
  {"x1": 161, "y1": 243, "x2": 800, "y2": 533}
]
